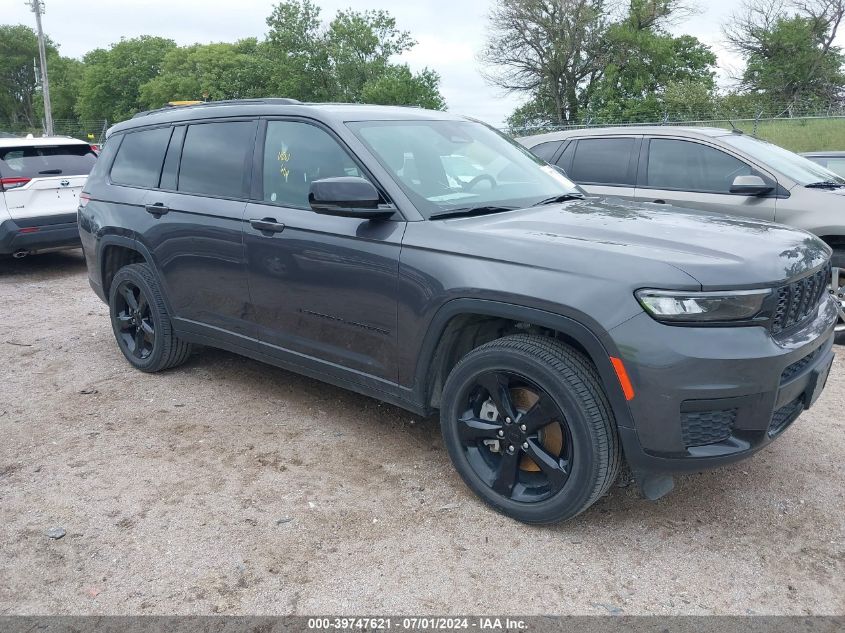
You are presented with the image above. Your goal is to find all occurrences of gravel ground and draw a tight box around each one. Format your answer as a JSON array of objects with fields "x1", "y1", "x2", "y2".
[{"x1": 0, "y1": 250, "x2": 843, "y2": 616}]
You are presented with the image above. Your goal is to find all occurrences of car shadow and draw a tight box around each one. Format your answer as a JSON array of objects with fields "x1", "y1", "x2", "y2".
[{"x1": 0, "y1": 249, "x2": 86, "y2": 280}]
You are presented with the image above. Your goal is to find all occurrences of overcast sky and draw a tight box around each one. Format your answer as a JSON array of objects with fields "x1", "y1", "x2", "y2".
[{"x1": 2, "y1": 0, "x2": 826, "y2": 126}]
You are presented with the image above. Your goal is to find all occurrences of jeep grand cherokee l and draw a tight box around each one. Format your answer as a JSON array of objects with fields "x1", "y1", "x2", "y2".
[{"x1": 79, "y1": 100, "x2": 838, "y2": 524}]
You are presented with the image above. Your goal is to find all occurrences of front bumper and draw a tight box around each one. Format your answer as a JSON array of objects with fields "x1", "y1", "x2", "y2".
[
  {"x1": 610, "y1": 294, "x2": 838, "y2": 478},
  {"x1": 0, "y1": 214, "x2": 81, "y2": 255}
]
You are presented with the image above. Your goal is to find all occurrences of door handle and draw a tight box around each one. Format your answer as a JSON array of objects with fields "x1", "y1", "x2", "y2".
[
  {"x1": 145, "y1": 203, "x2": 169, "y2": 217},
  {"x1": 652, "y1": 199, "x2": 666, "y2": 204},
  {"x1": 249, "y1": 217, "x2": 286, "y2": 234}
]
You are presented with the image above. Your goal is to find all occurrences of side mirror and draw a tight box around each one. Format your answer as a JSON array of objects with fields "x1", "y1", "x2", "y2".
[
  {"x1": 730, "y1": 174, "x2": 773, "y2": 196},
  {"x1": 309, "y1": 177, "x2": 394, "y2": 219}
]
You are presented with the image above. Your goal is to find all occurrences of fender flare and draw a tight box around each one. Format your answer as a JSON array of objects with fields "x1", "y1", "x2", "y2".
[
  {"x1": 411, "y1": 298, "x2": 635, "y2": 429},
  {"x1": 97, "y1": 233, "x2": 175, "y2": 314}
]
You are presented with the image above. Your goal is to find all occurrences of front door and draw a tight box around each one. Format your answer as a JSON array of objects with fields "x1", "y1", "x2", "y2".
[
  {"x1": 243, "y1": 119, "x2": 404, "y2": 382},
  {"x1": 635, "y1": 137, "x2": 777, "y2": 222}
]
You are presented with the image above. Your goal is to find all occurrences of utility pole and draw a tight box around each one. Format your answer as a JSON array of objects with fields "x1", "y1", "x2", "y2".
[{"x1": 28, "y1": 0, "x2": 53, "y2": 136}]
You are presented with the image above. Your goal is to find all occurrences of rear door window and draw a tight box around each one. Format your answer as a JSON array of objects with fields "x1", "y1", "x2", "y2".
[
  {"x1": 177, "y1": 121, "x2": 256, "y2": 198},
  {"x1": 110, "y1": 127, "x2": 172, "y2": 188},
  {"x1": 570, "y1": 138, "x2": 635, "y2": 185},
  {"x1": 530, "y1": 141, "x2": 562, "y2": 162},
  {"x1": 0, "y1": 144, "x2": 97, "y2": 179},
  {"x1": 646, "y1": 138, "x2": 751, "y2": 193}
]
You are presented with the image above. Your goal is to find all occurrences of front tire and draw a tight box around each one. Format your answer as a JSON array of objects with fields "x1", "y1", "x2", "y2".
[
  {"x1": 439, "y1": 334, "x2": 621, "y2": 524},
  {"x1": 108, "y1": 263, "x2": 192, "y2": 372},
  {"x1": 831, "y1": 252, "x2": 845, "y2": 343}
]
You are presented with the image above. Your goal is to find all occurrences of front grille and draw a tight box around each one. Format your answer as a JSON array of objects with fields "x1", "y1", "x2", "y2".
[
  {"x1": 681, "y1": 408, "x2": 737, "y2": 447},
  {"x1": 772, "y1": 264, "x2": 831, "y2": 334},
  {"x1": 780, "y1": 347, "x2": 822, "y2": 384},
  {"x1": 769, "y1": 397, "x2": 804, "y2": 437}
]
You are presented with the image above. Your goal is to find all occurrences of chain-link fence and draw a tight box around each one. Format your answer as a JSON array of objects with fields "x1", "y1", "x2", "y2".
[
  {"x1": 509, "y1": 108, "x2": 845, "y2": 153},
  {"x1": 2, "y1": 119, "x2": 109, "y2": 144}
]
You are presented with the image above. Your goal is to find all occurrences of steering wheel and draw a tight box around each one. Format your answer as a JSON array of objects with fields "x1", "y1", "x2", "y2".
[{"x1": 462, "y1": 174, "x2": 497, "y2": 190}]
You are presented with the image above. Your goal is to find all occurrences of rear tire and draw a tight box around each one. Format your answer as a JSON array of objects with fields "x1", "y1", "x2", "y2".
[
  {"x1": 108, "y1": 263, "x2": 192, "y2": 372},
  {"x1": 439, "y1": 334, "x2": 621, "y2": 524}
]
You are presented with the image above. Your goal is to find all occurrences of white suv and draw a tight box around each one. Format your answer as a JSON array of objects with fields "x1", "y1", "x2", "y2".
[{"x1": 0, "y1": 136, "x2": 97, "y2": 257}]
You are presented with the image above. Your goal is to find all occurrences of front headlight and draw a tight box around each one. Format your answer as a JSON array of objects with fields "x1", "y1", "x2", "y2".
[{"x1": 636, "y1": 288, "x2": 772, "y2": 323}]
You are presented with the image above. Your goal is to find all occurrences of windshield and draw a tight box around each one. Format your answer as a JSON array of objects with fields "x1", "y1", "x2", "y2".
[
  {"x1": 347, "y1": 119, "x2": 581, "y2": 218},
  {"x1": 722, "y1": 134, "x2": 845, "y2": 186}
]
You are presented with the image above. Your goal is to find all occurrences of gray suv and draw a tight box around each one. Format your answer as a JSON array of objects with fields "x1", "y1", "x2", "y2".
[
  {"x1": 518, "y1": 127, "x2": 845, "y2": 334},
  {"x1": 80, "y1": 101, "x2": 838, "y2": 523}
]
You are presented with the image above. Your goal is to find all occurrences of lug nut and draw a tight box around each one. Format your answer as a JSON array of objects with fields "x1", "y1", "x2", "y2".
[
  {"x1": 497, "y1": 430, "x2": 504, "y2": 438},
  {"x1": 520, "y1": 424, "x2": 527, "y2": 431},
  {"x1": 505, "y1": 417, "x2": 512, "y2": 424},
  {"x1": 508, "y1": 445, "x2": 515, "y2": 453},
  {"x1": 522, "y1": 442, "x2": 529, "y2": 450}
]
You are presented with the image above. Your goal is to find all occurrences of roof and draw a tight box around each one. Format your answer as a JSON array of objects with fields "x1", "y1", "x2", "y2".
[
  {"x1": 109, "y1": 99, "x2": 464, "y2": 136},
  {"x1": 517, "y1": 125, "x2": 737, "y2": 146},
  {"x1": 0, "y1": 135, "x2": 89, "y2": 148},
  {"x1": 801, "y1": 151, "x2": 845, "y2": 157}
]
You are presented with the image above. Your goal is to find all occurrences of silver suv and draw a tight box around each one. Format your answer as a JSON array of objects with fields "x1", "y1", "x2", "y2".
[{"x1": 518, "y1": 126, "x2": 845, "y2": 334}]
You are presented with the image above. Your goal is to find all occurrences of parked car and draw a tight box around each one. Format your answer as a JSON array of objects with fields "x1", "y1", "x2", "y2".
[
  {"x1": 518, "y1": 127, "x2": 845, "y2": 336},
  {"x1": 1, "y1": 136, "x2": 97, "y2": 257},
  {"x1": 79, "y1": 100, "x2": 838, "y2": 523},
  {"x1": 802, "y1": 151, "x2": 845, "y2": 178}
]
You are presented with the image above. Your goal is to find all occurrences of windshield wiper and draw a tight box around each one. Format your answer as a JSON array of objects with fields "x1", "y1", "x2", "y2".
[
  {"x1": 805, "y1": 181, "x2": 845, "y2": 188},
  {"x1": 429, "y1": 205, "x2": 518, "y2": 220},
  {"x1": 38, "y1": 169, "x2": 62, "y2": 175},
  {"x1": 530, "y1": 192, "x2": 585, "y2": 206}
]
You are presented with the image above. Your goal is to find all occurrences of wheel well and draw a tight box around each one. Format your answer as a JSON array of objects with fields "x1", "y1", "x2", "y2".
[
  {"x1": 425, "y1": 314, "x2": 592, "y2": 409},
  {"x1": 101, "y1": 245, "x2": 145, "y2": 298}
]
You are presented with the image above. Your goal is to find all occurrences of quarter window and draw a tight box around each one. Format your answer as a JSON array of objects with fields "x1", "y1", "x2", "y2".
[
  {"x1": 262, "y1": 121, "x2": 367, "y2": 208},
  {"x1": 178, "y1": 121, "x2": 256, "y2": 198},
  {"x1": 530, "y1": 141, "x2": 562, "y2": 162},
  {"x1": 647, "y1": 139, "x2": 752, "y2": 193},
  {"x1": 110, "y1": 127, "x2": 171, "y2": 188},
  {"x1": 569, "y1": 138, "x2": 635, "y2": 185}
]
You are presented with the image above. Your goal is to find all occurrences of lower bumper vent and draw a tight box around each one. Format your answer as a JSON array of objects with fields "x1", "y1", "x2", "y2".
[
  {"x1": 681, "y1": 409, "x2": 737, "y2": 447},
  {"x1": 769, "y1": 397, "x2": 804, "y2": 437}
]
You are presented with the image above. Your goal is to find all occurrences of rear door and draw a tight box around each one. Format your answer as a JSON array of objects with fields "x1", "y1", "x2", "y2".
[
  {"x1": 0, "y1": 143, "x2": 96, "y2": 224},
  {"x1": 128, "y1": 119, "x2": 258, "y2": 340},
  {"x1": 563, "y1": 136, "x2": 639, "y2": 200},
  {"x1": 635, "y1": 137, "x2": 777, "y2": 221}
]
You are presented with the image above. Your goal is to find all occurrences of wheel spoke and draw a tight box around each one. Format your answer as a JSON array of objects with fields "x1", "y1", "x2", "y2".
[
  {"x1": 526, "y1": 437, "x2": 569, "y2": 491},
  {"x1": 457, "y1": 416, "x2": 502, "y2": 444},
  {"x1": 491, "y1": 449, "x2": 520, "y2": 497},
  {"x1": 140, "y1": 319, "x2": 155, "y2": 339},
  {"x1": 137, "y1": 292, "x2": 148, "y2": 314},
  {"x1": 116, "y1": 314, "x2": 133, "y2": 331},
  {"x1": 477, "y1": 372, "x2": 517, "y2": 421},
  {"x1": 121, "y1": 285, "x2": 138, "y2": 311},
  {"x1": 133, "y1": 327, "x2": 145, "y2": 354},
  {"x1": 518, "y1": 392, "x2": 560, "y2": 433}
]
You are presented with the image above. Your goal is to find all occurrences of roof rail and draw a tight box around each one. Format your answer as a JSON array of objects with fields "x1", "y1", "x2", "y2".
[{"x1": 131, "y1": 97, "x2": 302, "y2": 119}]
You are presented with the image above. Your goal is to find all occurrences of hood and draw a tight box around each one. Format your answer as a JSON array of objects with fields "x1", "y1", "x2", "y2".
[{"x1": 440, "y1": 197, "x2": 831, "y2": 290}]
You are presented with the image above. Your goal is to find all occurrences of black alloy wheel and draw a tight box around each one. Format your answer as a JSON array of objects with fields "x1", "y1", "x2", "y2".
[
  {"x1": 113, "y1": 279, "x2": 156, "y2": 360},
  {"x1": 457, "y1": 370, "x2": 573, "y2": 503}
]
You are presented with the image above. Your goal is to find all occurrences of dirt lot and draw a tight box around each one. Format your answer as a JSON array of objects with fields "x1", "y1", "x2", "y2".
[{"x1": 0, "y1": 250, "x2": 843, "y2": 615}]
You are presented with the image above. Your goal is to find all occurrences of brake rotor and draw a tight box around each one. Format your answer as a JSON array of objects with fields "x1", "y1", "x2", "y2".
[{"x1": 510, "y1": 387, "x2": 563, "y2": 472}]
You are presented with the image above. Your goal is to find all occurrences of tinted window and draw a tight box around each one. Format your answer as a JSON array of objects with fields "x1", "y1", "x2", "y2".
[
  {"x1": 110, "y1": 127, "x2": 171, "y2": 187},
  {"x1": 262, "y1": 121, "x2": 367, "y2": 208},
  {"x1": 530, "y1": 141, "x2": 562, "y2": 162},
  {"x1": 648, "y1": 139, "x2": 751, "y2": 192},
  {"x1": 178, "y1": 121, "x2": 255, "y2": 198},
  {"x1": 159, "y1": 125, "x2": 185, "y2": 190},
  {"x1": 0, "y1": 143, "x2": 97, "y2": 179},
  {"x1": 556, "y1": 141, "x2": 575, "y2": 173},
  {"x1": 570, "y1": 138, "x2": 634, "y2": 185}
]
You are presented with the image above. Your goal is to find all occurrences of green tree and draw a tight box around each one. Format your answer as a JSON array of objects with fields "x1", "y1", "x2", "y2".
[
  {"x1": 75, "y1": 35, "x2": 177, "y2": 122},
  {"x1": 139, "y1": 39, "x2": 272, "y2": 108},
  {"x1": 43, "y1": 53, "x2": 84, "y2": 121},
  {"x1": 264, "y1": 0, "x2": 446, "y2": 107},
  {"x1": 724, "y1": 0, "x2": 845, "y2": 107},
  {"x1": 0, "y1": 24, "x2": 56, "y2": 131}
]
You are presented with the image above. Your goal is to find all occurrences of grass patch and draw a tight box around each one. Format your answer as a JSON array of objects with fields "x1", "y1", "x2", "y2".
[{"x1": 692, "y1": 118, "x2": 845, "y2": 153}]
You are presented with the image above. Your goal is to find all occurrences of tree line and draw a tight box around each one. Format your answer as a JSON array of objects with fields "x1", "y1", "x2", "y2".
[
  {"x1": 481, "y1": 0, "x2": 845, "y2": 130},
  {"x1": 0, "y1": 0, "x2": 445, "y2": 134}
]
